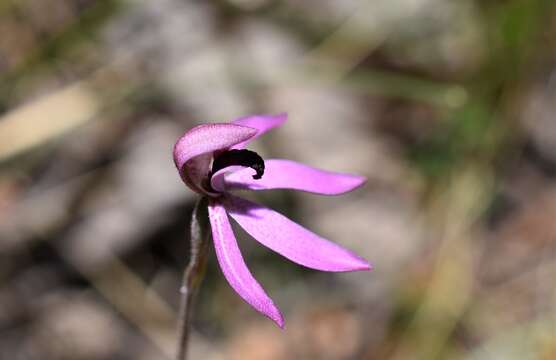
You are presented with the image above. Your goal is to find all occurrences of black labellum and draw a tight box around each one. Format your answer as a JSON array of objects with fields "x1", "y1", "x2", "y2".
[{"x1": 210, "y1": 149, "x2": 265, "y2": 180}]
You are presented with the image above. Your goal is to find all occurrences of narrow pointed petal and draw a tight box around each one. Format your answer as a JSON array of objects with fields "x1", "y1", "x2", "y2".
[
  {"x1": 173, "y1": 124, "x2": 257, "y2": 194},
  {"x1": 211, "y1": 159, "x2": 366, "y2": 195},
  {"x1": 224, "y1": 195, "x2": 371, "y2": 272},
  {"x1": 231, "y1": 114, "x2": 287, "y2": 149},
  {"x1": 208, "y1": 199, "x2": 284, "y2": 328}
]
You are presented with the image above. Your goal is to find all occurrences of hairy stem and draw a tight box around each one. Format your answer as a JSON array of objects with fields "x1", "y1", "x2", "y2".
[{"x1": 176, "y1": 197, "x2": 210, "y2": 360}]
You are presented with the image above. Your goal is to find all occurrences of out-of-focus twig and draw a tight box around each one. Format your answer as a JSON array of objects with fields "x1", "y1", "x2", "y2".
[
  {"x1": 58, "y1": 251, "x2": 176, "y2": 359},
  {"x1": 0, "y1": 61, "x2": 141, "y2": 165},
  {"x1": 0, "y1": 82, "x2": 100, "y2": 162},
  {"x1": 391, "y1": 166, "x2": 492, "y2": 360}
]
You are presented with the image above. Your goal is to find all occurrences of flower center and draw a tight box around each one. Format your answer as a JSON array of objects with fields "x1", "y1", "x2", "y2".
[{"x1": 210, "y1": 149, "x2": 265, "y2": 180}]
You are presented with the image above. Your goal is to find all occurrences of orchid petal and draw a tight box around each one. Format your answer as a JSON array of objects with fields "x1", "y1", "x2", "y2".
[
  {"x1": 224, "y1": 195, "x2": 371, "y2": 272},
  {"x1": 211, "y1": 159, "x2": 366, "y2": 195},
  {"x1": 231, "y1": 114, "x2": 287, "y2": 149},
  {"x1": 208, "y1": 199, "x2": 284, "y2": 328},
  {"x1": 173, "y1": 124, "x2": 257, "y2": 194}
]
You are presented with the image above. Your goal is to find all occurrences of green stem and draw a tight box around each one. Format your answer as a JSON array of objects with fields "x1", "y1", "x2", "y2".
[{"x1": 176, "y1": 197, "x2": 210, "y2": 360}]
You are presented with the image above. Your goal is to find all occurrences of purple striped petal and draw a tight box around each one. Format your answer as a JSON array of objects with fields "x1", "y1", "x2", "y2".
[
  {"x1": 208, "y1": 198, "x2": 284, "y2": 328},
  {"x1": 231, "y1": 114, "x2": 287, "y2": 149},
  {"x1": 173, "y1": 124, "x2": 257, "y2": 194},
  {"x1": 224, "y1": 195, "x2": 371, "y2": 272},
  {"x1": 211, "y1": 159, "x2": 366, "y2": 195}
]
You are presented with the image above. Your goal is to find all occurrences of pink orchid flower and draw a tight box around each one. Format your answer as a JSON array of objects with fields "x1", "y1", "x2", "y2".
[{"x1": 173, "y1": 114, "x2": 371, "y2": 328}]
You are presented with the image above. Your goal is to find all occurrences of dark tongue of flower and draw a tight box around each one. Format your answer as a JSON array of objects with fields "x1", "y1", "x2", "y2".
[{"x1": 211, "y1": 149, "x2": 265, "y2": 180}]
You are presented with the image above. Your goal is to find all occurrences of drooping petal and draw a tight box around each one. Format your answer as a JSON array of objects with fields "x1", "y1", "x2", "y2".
[
  {"x1": 231, "y1": 114, "x2": 287, "y2": 149},
  {"x1": 224, "y1": 195, "x2": 371, "y2": 272},
  {"x1": 208, "y1": 198, "x2": 284, "y2": 328},
  {"x1": 211, "y1": 159, "x2": 366, "y2": 195},
  {"x1": 173, "y1": 124, "x2": 257, "y2": 194}
]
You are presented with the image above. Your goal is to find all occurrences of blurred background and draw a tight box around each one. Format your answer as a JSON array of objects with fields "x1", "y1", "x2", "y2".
[{"x1": 1, "y1": 0, "x2": 555, "y2": 359}]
